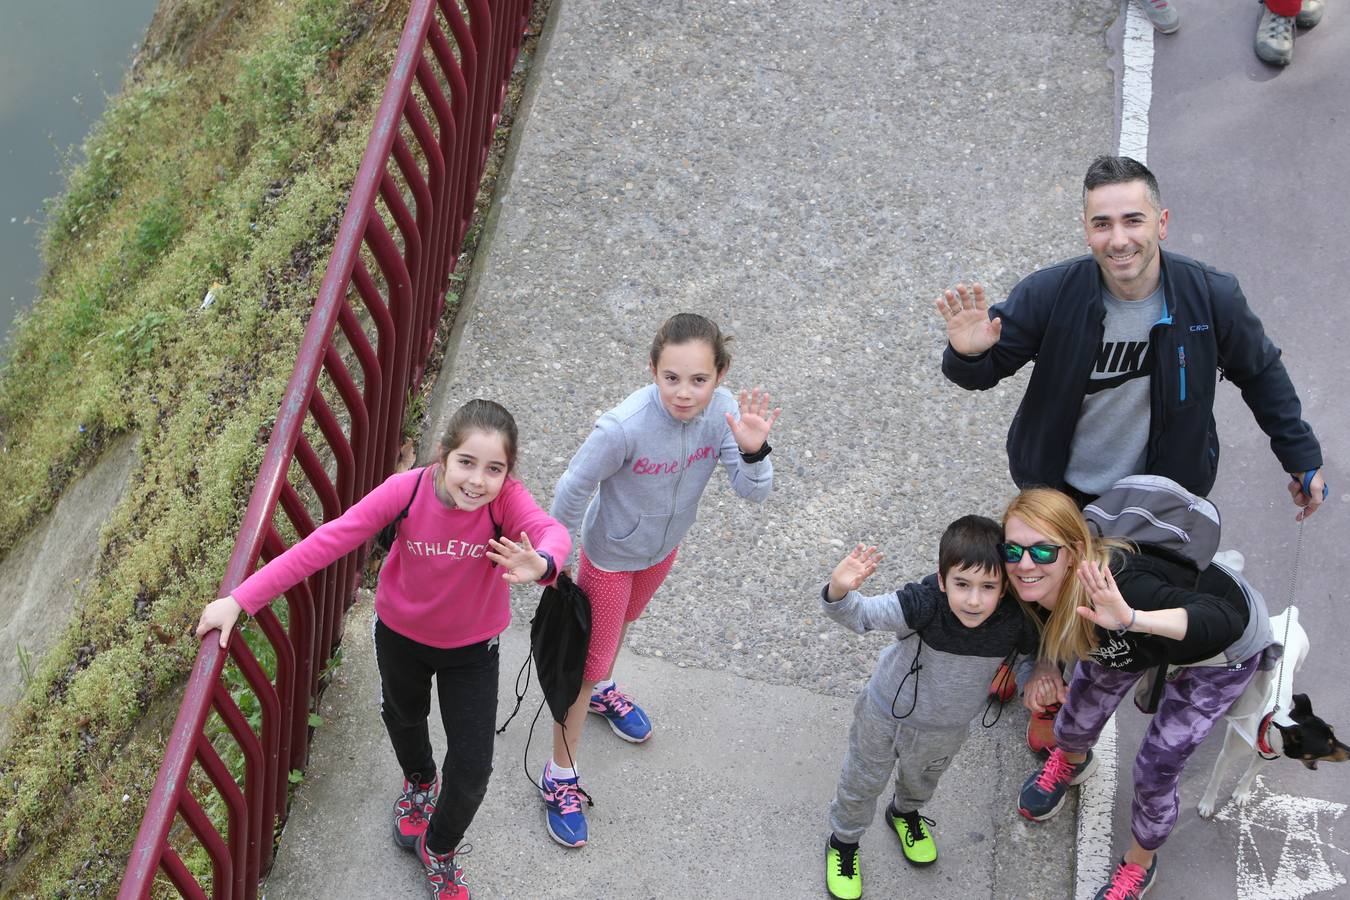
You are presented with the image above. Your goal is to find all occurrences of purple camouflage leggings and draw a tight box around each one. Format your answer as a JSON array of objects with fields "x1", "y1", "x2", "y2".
[{"x1": 1054, "y1": 654, "x2": 1261, "y2": 850}]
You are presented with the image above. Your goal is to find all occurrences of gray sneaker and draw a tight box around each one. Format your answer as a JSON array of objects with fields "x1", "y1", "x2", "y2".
[
  {"x1": 1255, "y1": 6, "x2": 1296, "y2": 65},
  {"x1": 1296, "y1": 0, "x2": 1324, "y2": 29},
  {"x1": 1136, "y1": 0, "x2": 1181, "y2": 33}
]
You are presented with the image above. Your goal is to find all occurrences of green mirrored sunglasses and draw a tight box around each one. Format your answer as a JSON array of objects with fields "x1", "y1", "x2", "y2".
[{"x1": 998, "y1": 541, "x2": 1062, "y2": 564}]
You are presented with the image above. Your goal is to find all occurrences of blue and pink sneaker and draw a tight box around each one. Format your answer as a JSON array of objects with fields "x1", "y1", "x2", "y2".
[
  {"x1": 539, "y1": 761, "x2": 588, "y2": 848},
  {"x1": 588, "y1": 684, "x2": 652, "y2": 743}
]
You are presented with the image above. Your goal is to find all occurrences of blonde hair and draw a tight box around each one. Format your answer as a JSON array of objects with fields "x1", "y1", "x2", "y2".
[{"x1": 1003, "y1": 489, "x2": 1132, "y2": 664}]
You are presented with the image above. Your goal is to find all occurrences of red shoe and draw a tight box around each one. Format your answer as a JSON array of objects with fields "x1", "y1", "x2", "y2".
[
  {"x1": 392, "y1": 773, "x2": 438, "y2": 850},
  {"x1": 416, "y1": 833, "x2": 471, "y2": 899},
  {"x1": 988, "y1": 664, "x2": 1016, "y2": 704},
  {"x1": 1027, "y1": 703, "x2": 1061, "y2": 754}
]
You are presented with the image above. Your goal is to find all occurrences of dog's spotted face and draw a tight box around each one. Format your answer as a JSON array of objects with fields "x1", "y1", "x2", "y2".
[{"x1": 1276, "y1": 694, "x2": 1350, "y2": 770}]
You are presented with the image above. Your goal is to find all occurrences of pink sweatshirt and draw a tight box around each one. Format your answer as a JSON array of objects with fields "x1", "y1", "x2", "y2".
[{"x1": 231, "y1": 467, "x2": 571, "y2": 649}]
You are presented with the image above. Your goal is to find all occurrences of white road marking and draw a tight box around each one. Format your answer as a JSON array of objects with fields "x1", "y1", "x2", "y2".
[
  {"x1": 1118, "y1": 1, "x2": 1154, "y2": 164},
  {"x1": 1070, "y1": 3, "x2": 1156, "y2": 894},
  {"x1": 1074, "y1": 713, "x2": 1119, "y2": 900},
  {"x1": 1213, "y1": 777, "x2": 1348, "y2": 900},
  {"x1": 1080, "y1": 7, "x2": 1348, "y2": 900}
]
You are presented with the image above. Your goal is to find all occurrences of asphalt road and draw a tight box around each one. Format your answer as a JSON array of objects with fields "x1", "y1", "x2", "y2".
[
  {"x1": 1104, "y1": 3, "x2": 1350, "y2": 898},
  {"x1": 259, "y1": 1, "x2": 1350, "y2": 897}
]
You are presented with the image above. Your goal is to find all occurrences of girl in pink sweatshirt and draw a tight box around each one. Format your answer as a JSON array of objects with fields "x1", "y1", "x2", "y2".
[{"x1": 195, "y1": 399, "x2": 570, "y2": 900}]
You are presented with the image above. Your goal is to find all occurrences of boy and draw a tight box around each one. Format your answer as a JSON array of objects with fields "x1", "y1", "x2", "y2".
[{"x1": 821, "y1": 515, "x2": 1039, "y2": 900}]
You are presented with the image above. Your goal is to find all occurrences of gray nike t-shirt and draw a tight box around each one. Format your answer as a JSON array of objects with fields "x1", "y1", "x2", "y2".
[{"x1": 1064, "y1": 281, "x2": 1165, "y2": 495}]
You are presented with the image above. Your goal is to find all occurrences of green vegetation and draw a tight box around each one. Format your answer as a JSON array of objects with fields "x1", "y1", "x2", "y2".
[{"x1": 0, "y1": 0, "x2": 416, "y2": 893}]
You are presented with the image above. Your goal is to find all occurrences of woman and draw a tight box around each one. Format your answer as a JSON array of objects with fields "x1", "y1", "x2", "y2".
[{"x1": 1002, "y1": 488, "x2": 1271, "y2": 900}]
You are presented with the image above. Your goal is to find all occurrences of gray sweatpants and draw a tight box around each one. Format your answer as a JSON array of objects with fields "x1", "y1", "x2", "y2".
[{"x1": 828, "y1": 692, "x2": 970, "y2": 843}]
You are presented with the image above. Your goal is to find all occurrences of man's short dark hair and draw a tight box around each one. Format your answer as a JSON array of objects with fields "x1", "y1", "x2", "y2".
[
  {"x1": 1082, "y1": 155, "x2": 1162, "y2": 211},
  {"x1": 938, "y1": 515, "x2": 1005, "y2": 583}
]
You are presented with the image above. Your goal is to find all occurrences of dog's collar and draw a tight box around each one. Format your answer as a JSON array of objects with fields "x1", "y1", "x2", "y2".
[{"x1": 1257, "y1": 711, "x2": 1280, "y2": 759}]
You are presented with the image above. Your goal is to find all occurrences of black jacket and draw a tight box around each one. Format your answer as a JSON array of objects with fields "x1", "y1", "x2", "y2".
[
  {"x1": 1090, "y1": 546, "x2": 1250, "y2": 672},
  {"x1": 941, "y1": 251, "x2": 1321, "y2": 496}
]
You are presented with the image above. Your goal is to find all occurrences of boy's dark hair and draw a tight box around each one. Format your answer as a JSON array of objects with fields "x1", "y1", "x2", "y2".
[
  {"x1": 938, "y1": 515, "x2": 1005, "y2": 583},
  {"x1": 1082, "y1": 155, "x2": 1162, "y2": 211},
  {"x1": 649, "y1": 312, "x2": 733, "y2": 374},
  {"x1": 439, "y1": 399, "x2": 518, "y2": 471}
]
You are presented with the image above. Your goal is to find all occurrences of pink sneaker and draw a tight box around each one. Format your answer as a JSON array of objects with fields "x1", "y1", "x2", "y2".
[
  {"x1": 392, "y1": 774, "x2": 438, "y2": 850},
  {"x1": 1093, "y1": 854, "x2": 1158, "y2": 899},
  {"x1": 415, "y1": 833, "x2": 471, "y2": 899}
]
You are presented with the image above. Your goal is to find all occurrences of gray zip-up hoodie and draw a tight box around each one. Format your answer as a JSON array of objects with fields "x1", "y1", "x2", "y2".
[
  {"x1": 822, "y1": 576, "x2": 1039, "y2": 729},
  {"x1": 550, "y1": 384, "x2": 773, "y2": 571}
]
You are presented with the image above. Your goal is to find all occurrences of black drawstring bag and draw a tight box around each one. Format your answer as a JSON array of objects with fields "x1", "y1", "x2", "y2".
[
  {"x1": 499, "y1": 571, "x2": 593, "y2": 729},
  {"x1": 496, "y1": 572, "x2": 595, "y2": 805},
  {"x1": 530, "y1": 571, "x2": 592, "y2": 724}
]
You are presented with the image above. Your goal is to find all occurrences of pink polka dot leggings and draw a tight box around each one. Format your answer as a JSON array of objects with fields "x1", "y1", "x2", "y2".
[{"x1": 577, "y1": 548, "x2": 678, "y2": 682}]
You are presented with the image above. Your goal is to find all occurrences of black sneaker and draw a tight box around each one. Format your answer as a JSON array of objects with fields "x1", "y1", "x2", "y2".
[
  {"x1": 1093, "y1": 853, "x2": 1158, "y2": 899},
  {"x1": 1018, "y1": 748, "x2": 1097, "y2": 821}
]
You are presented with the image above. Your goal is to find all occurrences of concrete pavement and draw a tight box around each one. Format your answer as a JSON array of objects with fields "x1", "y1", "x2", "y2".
[
  {"x1": 263, "y1": 597, "x2": 1073, "y2": 898},
  {"x1": 266, "y1": 0, "x2": 1123, "y2": 895}
]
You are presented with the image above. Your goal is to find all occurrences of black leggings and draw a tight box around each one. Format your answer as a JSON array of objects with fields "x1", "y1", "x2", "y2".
[{"x1": 373, "y1": 618, "x2": 499, "y2": 853}]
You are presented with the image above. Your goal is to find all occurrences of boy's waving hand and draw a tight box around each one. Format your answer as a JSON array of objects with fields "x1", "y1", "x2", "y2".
[{"x1": 827, "y1": 543, "x2": 884, "y2": 602}]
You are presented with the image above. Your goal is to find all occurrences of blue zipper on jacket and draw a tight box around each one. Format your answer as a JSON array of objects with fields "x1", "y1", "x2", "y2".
[{"x1": 1177, "y1": 345, "x2": 1187, "y2": 402}]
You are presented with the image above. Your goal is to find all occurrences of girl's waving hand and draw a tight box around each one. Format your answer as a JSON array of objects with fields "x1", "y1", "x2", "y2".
[
  {"x1": 486, "y1": 531, "x2": 550, "y2": 584},
  {"x1": 726, "y1": 386, "x2": 781, "y2": 453}
]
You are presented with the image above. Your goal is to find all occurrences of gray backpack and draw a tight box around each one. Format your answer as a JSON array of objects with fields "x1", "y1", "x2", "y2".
[
  {"x1": 1082, "y1": 474, "x2": 1220, "y2": 570},
  {"x1": 1083, "y1": 475, "x2": 1273, "y2": 711}
]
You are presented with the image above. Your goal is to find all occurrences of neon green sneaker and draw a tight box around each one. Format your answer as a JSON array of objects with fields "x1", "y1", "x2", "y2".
[
  {"x1": 888, "y1": 806, "x2": 937, "y2": 867},
  {"x1": 825, "y1": 838, "x2": 862, "y2": 900}
]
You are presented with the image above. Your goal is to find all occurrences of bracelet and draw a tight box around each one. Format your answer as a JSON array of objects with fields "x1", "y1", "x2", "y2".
[
  {"x1": 536, "y1": 550, "x2": 556, "y2": 582},
  {"x1": 1122, "y1": 608, "x2": 1137, "y2": 632},
  {"x1": 740, "y1": 440, "x2": 772, "y2": 464}
]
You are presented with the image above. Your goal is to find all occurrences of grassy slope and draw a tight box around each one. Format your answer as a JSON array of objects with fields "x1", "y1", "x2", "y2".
[{"x1": 0, "y1": 0, "x2": 412, "y2": 893}]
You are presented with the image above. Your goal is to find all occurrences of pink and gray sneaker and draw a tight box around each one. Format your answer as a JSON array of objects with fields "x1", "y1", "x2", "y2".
[
  {"x1": 393, "y1": 773, "x2": 439, "y2": 850},
  {"x1": 415, "y1": 832, "x2": 471, "y2": 899}
]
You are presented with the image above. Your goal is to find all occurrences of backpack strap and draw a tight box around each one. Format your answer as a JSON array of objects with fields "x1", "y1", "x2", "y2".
[
  {"x1": 374, "y1": 467, "x2": 425, "y2": 554},
  {"x1": 486, "y1": 493, "x2": 504, "y2": 568}
]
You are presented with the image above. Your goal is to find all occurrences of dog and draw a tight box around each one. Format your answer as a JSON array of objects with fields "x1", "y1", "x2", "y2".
[{"x1": 1198, "y1": 606, "x2": 1350, "y2": 818}]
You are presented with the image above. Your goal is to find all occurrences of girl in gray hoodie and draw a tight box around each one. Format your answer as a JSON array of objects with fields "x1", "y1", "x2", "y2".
[{"x1": 539, "y1": 313, "x2": 780, "y2": 848}]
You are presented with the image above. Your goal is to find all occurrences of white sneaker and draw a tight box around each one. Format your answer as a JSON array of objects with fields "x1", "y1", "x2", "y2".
[
  {"x1": 1255, "y1": 6, "x2": 1295, "y2": 65},
  {"x1": 1136, "y1": 0, "x2": 1181, "y2": 33},
  {"x1": 1296, "y1": 0, "x2": 1324, "y2": 29}
]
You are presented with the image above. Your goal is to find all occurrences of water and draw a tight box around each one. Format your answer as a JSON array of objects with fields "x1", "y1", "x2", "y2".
[{"x1": 0, "y1": 0, "x2": 162, "y2": 350}]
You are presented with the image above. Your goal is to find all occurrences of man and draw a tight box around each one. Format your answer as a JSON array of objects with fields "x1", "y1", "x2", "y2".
[{"x1": 936, "y1": 156, "x2": 1325, "y2": 521}]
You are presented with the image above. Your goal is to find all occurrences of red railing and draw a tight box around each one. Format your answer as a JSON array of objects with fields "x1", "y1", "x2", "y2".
[{"x1": 119, "y1": 1, "x2": 532, "y2": 896}]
